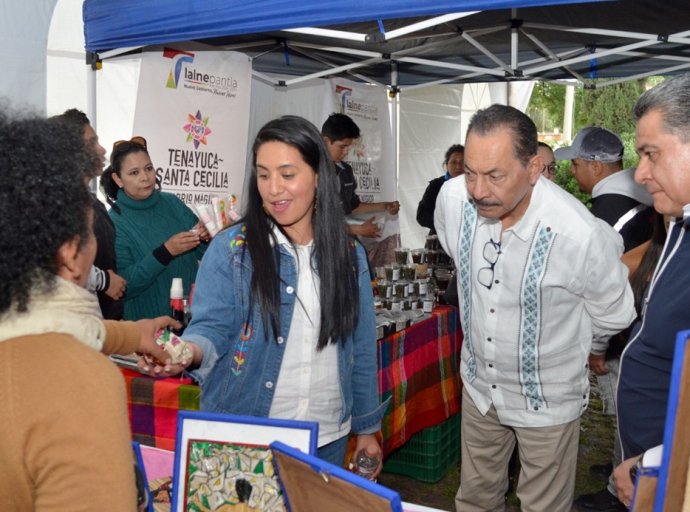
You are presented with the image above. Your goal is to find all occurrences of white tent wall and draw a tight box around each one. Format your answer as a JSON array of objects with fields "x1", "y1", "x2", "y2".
[
  {"x1": 1, "y1": 0, "x2": 58, "y2": 113},
  {"x1": 47, "y1": 0, "x2": 87, "y2": 116},
  {"x1": 398, "y1": 86, "x2": 464, "y2": 251}
]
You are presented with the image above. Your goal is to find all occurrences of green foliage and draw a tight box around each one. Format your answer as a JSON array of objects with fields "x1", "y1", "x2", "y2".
[
  {"x1": 526, "y1": 82, "x2": 566, "y2": 132},
  {"x1": 574, "y1": 80, "x2": 645, "y2": 134},
  {"x1": 529, "y1": 78, "x2": 661, "y2": 209},
  {"x1": 553, "y1": 160, "x2": 591, "y2": 207}
]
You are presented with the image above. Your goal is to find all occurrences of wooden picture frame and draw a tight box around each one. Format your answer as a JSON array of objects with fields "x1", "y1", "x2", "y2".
[{"x1": 270, "y1": 441, "x2": 403, "y2": 512}]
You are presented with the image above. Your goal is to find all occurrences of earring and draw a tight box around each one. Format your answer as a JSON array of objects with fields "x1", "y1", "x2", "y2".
[{"x1": 313, "y1": 198, "x2": 318, "y2": 212}]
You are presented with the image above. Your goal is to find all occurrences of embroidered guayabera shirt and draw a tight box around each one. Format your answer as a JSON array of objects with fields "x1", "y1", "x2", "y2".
[{"x1": 435, "y1": 177, "x2": 635, "y2": 427}]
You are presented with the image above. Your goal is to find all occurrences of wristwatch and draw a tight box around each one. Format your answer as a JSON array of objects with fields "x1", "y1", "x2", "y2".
[{"x1": 629, "y1": 455, "x2": 644, "y2": 483}]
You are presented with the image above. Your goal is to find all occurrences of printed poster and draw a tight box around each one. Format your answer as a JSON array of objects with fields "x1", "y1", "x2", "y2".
[
  {"x1": 133, "y1": 47, "x2": 251, "y2": 209},
  {"x1": 325, "y1": 78, "x2": 400, "y2": 265}
]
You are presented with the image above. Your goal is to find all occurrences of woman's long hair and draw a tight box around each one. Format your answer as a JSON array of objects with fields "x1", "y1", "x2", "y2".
[{"x1": 243, "y1": 115, "x2": 359, "y2": 349}]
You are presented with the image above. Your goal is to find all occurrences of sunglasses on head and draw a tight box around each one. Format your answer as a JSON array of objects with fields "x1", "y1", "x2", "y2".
[{"x1": 112, "y1": 136, "x2": 147, "y2": 152}]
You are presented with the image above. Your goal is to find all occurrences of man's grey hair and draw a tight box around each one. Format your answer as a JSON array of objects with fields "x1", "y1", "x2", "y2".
[
  {"x1": 467, "y1": 104, "x2": 538, "y2": 167},
  {"x1": 633, "y1": 74, "x2": 690, "y2": 143}
]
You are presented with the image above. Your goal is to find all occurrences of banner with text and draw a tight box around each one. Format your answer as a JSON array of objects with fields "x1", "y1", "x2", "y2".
[
  {"x1": 324, "y1": 79, "x2": 399, "y2": 261},
  {"x1": 133, "y1": 48, "x2": 251, "y2": 208}
]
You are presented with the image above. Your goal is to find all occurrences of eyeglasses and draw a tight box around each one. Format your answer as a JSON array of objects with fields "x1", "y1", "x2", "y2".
[
  {"x1": 112, "y1": 136, "x2": 147, "y2": 152},
  {"x1": 477, "y1": 238, "x2": 501, "y2": 289},
  {"x1": 542, "y1": 163, "x2": 557, "y2": 176}
]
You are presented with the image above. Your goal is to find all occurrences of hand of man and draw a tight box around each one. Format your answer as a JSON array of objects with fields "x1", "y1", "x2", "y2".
[
  {"x1": 353, "y1": 217, "x2": 381, "y2": 238},
  {"x1": 105, "y1": 270, "x2": 127, "y2": 300},
  {"x1": 613, "y1": 456, "x2": 639, "y2": 508},
  {"x1": 588, "y1": 352, "x2": 609, "y2": 375},
  {"x1": 386, "y1": 201, "x2": 400, "y2": 215}
]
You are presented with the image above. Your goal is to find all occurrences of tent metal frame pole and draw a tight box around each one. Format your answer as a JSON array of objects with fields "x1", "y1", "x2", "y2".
[
  {"x1": 384, "y1": 11, "x2": 479, "y2": 40},
  {"x1": 510, "y1": 9, "x2": 518, "y2": 71},
  {"x1": 619, "y1": 50, "x2": 690, "y2": 64},
  {"x1": 287, "y1": 46, "x2": 383, "y2": 85},
  {"x1": 99, "y1": 46, "x2": 144, "y2": 61},
  {"x1": 399, "y1": 46, "x2": 586, "y2": 92},
  {"x1": 284, "y1": 11, "x2": 480, "y2": 43},
  {"x1": 461, "y1": 31, "x2": 511, "y2": 73},
  {"x1": 87, "y1": 65, "x2": 97, "y2": 131},
  {"x1": 394, "y1": 55, "x2": 507, "y2": 77},
  {"x1": 283, "y1": 27, "x2": 367, "y2": 42},
  {"x1": 524, "y1": 31, "x2": 690, "y2": 75},
  {"x1": 519, "y1": 29, "x2": 585, "y2": 81},
  {"x1": 282, "y1": 57, "x2": 383, "y2": 86},
  {"x1": 593, "y1": 62, "x2": 690, "y2": 88},
  {"x1": 521, "y1": 22, "x2": 690, "y2": 46},
  {"x1": 288, "y1": 42, "x2": 381, "y2": 59}
]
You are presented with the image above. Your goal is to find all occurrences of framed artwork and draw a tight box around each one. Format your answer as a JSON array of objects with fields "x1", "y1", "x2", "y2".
[
  {"x1": 135, "y1": 443, "x2": 176, "y2": 511},
  {"x1": 171, "y1": 411, "x2": 318, "y2": 512},
  {"x1": 270, "y1": 441, "x2": 403, "y2": 512},
  {"x1": 132, "y1": 441, "x2": 155, "y2": 512}
]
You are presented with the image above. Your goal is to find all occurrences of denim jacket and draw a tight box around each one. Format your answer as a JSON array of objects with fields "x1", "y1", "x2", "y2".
[{"x1": 184, "y1": 224, "x2": 387, "y2": 434}]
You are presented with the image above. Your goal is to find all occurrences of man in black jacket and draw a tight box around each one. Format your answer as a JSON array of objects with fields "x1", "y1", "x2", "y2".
[{"x1": 613, "y1": 72, "x2": 690, "y2": 509}]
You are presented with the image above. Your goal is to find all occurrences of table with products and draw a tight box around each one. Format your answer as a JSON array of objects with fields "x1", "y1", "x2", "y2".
[{"x1": 119, "y1": 305, "x2": 462, "y2": 455}]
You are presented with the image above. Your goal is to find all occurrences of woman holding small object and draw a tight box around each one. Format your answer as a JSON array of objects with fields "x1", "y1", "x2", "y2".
[
  {"x1": 141, "y1": 116, "x2": 387, "y2": 476},
  {"x1": 0, "y1": 112, "x2": 180, "y2": 511},
  {"x1": 101, "y1": 137, "x2": 209, "y2": 321}
]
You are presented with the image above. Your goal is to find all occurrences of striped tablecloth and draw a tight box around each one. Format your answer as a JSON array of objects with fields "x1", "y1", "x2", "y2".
[
  {"x1": 378, "y1": 305, "x2": 462, "y2": 455},
  {"x1": 119, "y1": 305, "x2": 462, "y2": 454},
  {"x1": 119, "y1": 369, "x2": 200, "y2": 451}
]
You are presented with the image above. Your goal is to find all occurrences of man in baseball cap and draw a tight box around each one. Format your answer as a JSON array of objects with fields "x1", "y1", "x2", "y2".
[{"x1": 557, "y1": 126, "x2": 653, "y2": 512}]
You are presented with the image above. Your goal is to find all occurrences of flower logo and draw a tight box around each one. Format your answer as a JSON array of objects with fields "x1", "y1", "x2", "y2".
[{"x1": 183, "y1": 110, "x2": 212, "y2": 149}]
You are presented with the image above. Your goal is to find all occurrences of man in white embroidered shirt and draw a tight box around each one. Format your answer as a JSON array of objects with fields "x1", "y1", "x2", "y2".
[{"x1": 435, "y1": 104, "x2": 636, "y2": 512}]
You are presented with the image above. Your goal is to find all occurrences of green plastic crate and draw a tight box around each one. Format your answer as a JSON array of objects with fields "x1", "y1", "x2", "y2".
[{"x1": 383, "y1": 413, "x2": 461, "y2": 482}]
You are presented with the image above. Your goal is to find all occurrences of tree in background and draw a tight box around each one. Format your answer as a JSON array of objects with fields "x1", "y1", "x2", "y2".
[
  {"x1": 527, "y1": 81, "x2": 566, "y2": 133},
  {"x1": 529, "y1": 77, "x2": 664, "y2": 206}
]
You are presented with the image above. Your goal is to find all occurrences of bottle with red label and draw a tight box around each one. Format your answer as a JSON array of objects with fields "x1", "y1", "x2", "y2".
[{"x1": 170, "y1": 277, "x2": 186, "y2": 335}]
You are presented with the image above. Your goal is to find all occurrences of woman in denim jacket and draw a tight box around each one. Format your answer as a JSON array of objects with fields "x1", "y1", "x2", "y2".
[{"x1": 154, "y1": 116, "x2": 386, "y2": 472}]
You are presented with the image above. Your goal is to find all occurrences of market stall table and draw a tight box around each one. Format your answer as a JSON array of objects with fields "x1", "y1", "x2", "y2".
[{"x1": 119, "y1": 305, "x2": 462, "y2": 454}]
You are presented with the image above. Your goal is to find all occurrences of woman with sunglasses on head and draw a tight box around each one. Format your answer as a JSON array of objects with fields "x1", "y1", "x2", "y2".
[
  {"x1": 141, "y1": 116, "x2": 387, "y2": 474},
  {"x1": 101, "y1": 137, "x2": 209, "y2": 321}
]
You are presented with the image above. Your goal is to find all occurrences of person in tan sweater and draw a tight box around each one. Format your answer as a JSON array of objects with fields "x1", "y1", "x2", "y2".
[{"x1": 0, "y1": 112, "x2": 179, "y2": 511}]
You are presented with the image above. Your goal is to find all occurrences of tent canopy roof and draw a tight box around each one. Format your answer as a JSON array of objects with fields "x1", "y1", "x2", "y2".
[{"x1": 84, "y1": 0, "x2": 690, "y2": 88}]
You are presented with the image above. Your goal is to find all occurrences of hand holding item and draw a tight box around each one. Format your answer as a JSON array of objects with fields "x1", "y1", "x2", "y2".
[
  {"x1": 355, "y1": 217, "x2": 382, "y2": 239},
  {"x1": 351, "y1": 433, "x2": 383, "y2": 480},
  {"x1": 132, "y1": 316, "x2": 182, "y2": 367},
  {"x1": 192, "y1": 222, "x2": 211, "y2": 243},
  {"x1": 105, "y1": 270, "x2": 127, "y2": 300},
  {"x1": 613, "y1": 456, "x2": 639, "y2": 508},
  {"x1": 164, "y1": 230, "x2": 201, "y2": 256},
  {"x1": 137, "y1": 338, "x2": 202, "y2": 377},
  {"x1": 386, "y1": 201, "x2": 400, "y2": 215},
  {"x1": 588, "y1": 352, "x2": 609, "y2": 375}
]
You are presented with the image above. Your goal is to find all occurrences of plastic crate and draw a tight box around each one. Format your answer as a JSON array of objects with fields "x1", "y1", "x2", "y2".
[{"x1": 382, "y1": 413, "x2": 461, "y2": 483}]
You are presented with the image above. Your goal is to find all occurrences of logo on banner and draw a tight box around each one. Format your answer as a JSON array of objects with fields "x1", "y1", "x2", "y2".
[
  {"x1": 164, "y1": 48, "x2": 195, "y2": 89},
  {"x1": 163, "y1": 48, "x2": 240, "y2": 98},
  {"x1": 336, "y1": 84, "x2": 379, "y2": 120},
  {"x1": 336, "y1": 85, "x2": 352, "y2": 114},
  {"x1": 183, "y1": 110, "x2": 212, "y2": 149}
]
